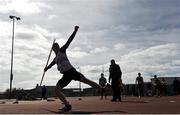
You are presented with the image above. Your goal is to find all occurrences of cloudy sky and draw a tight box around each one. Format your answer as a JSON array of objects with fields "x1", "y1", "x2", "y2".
[{"x1": 0, "y1": 0, "x2": 180, "y2": 92}]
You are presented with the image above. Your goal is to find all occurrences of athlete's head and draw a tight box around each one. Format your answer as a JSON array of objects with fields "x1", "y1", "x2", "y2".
[
  {"x1": 52, "y1": 42, "x2": 60, "y2": 54},
  {"x1": 138, "y1": 73, "x2": 141, "y2": 76}
]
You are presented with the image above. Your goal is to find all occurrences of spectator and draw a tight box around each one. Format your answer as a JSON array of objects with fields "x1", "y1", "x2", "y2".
[
  {"x1": 99, "y1": 73, "x2": 107, "y2": 99},
  {"x1": 173, "y1": 78, "x2": 179, "y2": 96},
  {"x1": 109, "y1": 59, "x2": 122, "y2": 102},
  {"x1": 153, "y1": 75, "x2": 162, "y2": 96},
  {"x1": 136, "y1": 73, "x2": 144, "y2": 98},
  {"x1": 41, "y1": 85, "x2": 47, "y2": 100}
]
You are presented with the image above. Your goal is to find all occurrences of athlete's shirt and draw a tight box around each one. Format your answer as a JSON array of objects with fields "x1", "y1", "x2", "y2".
[{"x1": 54, "y1": 48, "x2": 73, "y2": 73}]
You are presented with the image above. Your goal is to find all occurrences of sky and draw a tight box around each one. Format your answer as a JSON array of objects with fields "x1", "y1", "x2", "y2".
[{"x1": 0, "y1": 0, "x2": 180, "y2": 92}]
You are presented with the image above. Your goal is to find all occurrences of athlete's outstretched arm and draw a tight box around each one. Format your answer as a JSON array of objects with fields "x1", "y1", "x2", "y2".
[
  {"x1": 44, "y1": 60, "x2": 55, "y2": 72},
  {"x1": 61, "y1": 26, "x2": 79, "y2": 50}
]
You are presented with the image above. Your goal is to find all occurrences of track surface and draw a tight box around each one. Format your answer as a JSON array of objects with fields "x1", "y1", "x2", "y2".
[{"x1": 0, "y1": 96, "x2": 179, "y2": 114}]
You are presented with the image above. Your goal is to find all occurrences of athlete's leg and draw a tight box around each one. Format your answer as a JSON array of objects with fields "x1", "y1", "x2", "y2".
[
  {"x1": 80, "y1": 77, "x2": 101, "y2": 89},
  {"x1": 72, "y1": 69, "x2": 101, "y2": 90},
  {"x1": 55, "y1": 75, "x2": 72, "y2": 112},
  {"x1": 55, "y1": 85, "x2": 69, "y2": 104},
  {"x1": 55, "y1": 75, "x2": 72, "y2": 105}
]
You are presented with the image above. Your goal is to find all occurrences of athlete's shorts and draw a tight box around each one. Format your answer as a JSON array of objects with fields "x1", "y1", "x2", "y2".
[{"x1": 57, "y1": 67, "x2": 85, "y2": 88}]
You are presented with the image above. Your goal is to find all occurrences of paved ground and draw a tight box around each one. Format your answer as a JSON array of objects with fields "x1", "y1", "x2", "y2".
[{"x1": 0, "y1": 96, "x2": 179, "y2": 114}]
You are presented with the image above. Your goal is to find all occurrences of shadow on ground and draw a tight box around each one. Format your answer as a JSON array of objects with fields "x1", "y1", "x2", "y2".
[
  {"x1": 43, "y1": 108, "x2": 127, "y2": 114},
  {"x1": 122, "y1": 100, "x2": 149, "y2": 103}
]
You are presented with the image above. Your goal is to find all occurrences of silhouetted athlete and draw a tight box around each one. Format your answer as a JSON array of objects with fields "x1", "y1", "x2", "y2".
[
  {"x1": 136, "y1": 73, "x2": 144, "y2": 98},
  {"x1": 44, "y1": 26, "x2": 101, "y2": 112}
]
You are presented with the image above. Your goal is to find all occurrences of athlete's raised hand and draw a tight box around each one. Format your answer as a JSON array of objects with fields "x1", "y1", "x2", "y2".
[{"x1": 75, "y1": 26, "x2": 79, "y2": 31}]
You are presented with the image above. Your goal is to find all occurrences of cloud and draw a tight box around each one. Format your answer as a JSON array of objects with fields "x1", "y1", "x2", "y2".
[
  {"x1": 0, "y1": 0, "x2": 180, "y2": 91},
  {"x1": 48, "y1": 14, "x2": 57, "y2": 20},
  {"x1": 33, "y1": 25, "x2": 60, "y2": 38},
  {"x1": 0, "y1": 21, "x2": 58, "y2": 91},
  {"x1": 114, "y1": 43, "x2": 126, "y2": 51},
  {"x1": 118, "y1": 43, "x2": 180, "y2": 83},
  {"x1": 0, "y1": 0, "x2": 51, "y2": 15},
  {"x1": 121, "y1": 43, "x2": 177, "y2": 61},
  {"x1": 68, "y1": 50, "x2": 90, "y2": 59},
  {"x1": 71, "y1": 47, "x2": 81, "y2": 51},
  {"x1": 90, "y1": 46, "x2": 109, "y2": 53},
  {"x1": 0, "y1": 20, "x2": 11, "y2": 37}
]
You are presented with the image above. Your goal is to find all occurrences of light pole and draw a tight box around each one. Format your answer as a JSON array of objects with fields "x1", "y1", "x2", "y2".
[{"x1": 9, "y1": 15, "x2": 21, "y2": 99}]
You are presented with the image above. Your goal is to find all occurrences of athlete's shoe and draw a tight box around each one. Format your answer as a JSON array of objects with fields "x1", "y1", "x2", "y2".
[{"x1": 59, "y1": 104, "x2": 72, "y2": 112}]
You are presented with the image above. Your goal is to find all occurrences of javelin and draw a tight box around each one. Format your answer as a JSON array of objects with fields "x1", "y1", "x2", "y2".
[{"x1": 40, "y1": 39, "x2": 56, "y2": 86}]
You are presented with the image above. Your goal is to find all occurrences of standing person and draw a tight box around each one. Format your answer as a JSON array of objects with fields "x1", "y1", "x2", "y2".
[
  {"x1": 99, "y1": 73, "x2": 107, "y2": 99},
  {"x1": 44, "y1": 26, "x2": 101, "y2": 112},
  {"x1": 136, "y1": 73, "x2": 144, "y2": 98},
  {"x1": 153, "y1": 75, "x2": 162, "y2": 96},
  {"x1": 41, "y1": 85, "x2": 47, "y2": 100},
  {"x1": 173, "y1": 78, "x2": 179, "y2": 96},
  {"x1": 109, "y1": 59, "x2": 122, "y2": 102},
  {"x1": 161, "y1": 78, "x2": 167, "y2": 96}
]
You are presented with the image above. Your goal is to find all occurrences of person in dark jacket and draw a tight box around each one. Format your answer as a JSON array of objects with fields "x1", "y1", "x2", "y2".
[
  {"x1": 109, "y1": 59, "x2": 122, "y2": 102},
  {"x1": 173, "y1": 78, "x2": 179, "y2": 96},
  {"x1": 99, "y1": 73, "x2": 107, "y2": 99},
  {"x1": 41, "y1": 85, "x2": 47, "y2": 100},
  {"x1": 136, "y1": 73, "x2": 144, "y2": 98},
  {"x1": 154, "y1": 75, "x2": 162, "y2": 96}
]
